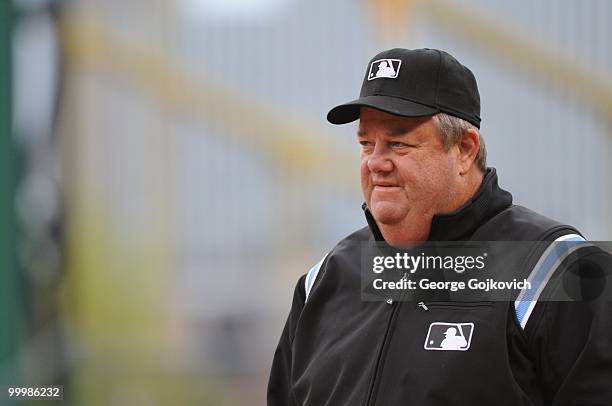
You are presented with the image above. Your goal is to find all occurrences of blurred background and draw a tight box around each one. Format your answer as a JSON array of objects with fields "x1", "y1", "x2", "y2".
[{"x1": 1, "y1": 0, "x2": 611, "y2": 404}]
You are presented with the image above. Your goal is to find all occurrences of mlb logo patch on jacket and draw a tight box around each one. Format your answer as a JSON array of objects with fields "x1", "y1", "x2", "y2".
[{"x1": 424, "y1": 322, "x2": 474, "y2": 351}]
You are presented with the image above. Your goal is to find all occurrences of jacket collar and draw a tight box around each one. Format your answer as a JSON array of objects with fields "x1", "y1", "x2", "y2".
[{"x1": 362, "y1": 168, "x2": 513, "y2": 242}]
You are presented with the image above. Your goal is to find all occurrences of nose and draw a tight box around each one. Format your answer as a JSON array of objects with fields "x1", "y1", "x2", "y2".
[{"x1": 367, "y1": 143, "x2": 393, "y2": 173}]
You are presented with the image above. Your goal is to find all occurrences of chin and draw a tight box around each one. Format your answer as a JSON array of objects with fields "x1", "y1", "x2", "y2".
[{"x1": 371, "y1": 202, "x2": 405, "y2": 225}]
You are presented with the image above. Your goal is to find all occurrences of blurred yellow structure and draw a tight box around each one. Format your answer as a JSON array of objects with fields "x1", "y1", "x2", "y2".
[{"x1": 3, "y1": 0, "x2": 610, "y2": 405}]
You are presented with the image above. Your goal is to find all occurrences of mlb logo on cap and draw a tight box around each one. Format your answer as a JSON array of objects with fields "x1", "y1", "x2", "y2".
[
  {"x1": 424, "y1": 322, "x2": 474, "y2": 351},
  {"x1": 368, "y1": 58, "x2": 401, "y2": 80}
]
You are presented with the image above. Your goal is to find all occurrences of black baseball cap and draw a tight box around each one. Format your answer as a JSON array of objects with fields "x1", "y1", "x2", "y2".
[{"x1": 327, "y1": 48, "x2": 481, "y2": 128}]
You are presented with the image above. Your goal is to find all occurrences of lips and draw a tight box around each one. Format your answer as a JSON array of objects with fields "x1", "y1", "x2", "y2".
[
  {"x1": 372, "y1": 181, "x2": 400, "y2": 187},
  {"x1": 372, "y1": 184, "x2": 401, "y2": 193}
]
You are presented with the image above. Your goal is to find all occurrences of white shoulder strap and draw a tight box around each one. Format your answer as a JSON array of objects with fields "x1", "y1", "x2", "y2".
[
  {"x1": 514, "y1": 234, "x2": 588, "y2": 329},
  {"x1": 304, "y1": 254, "x2": 328, "y2": 301}
]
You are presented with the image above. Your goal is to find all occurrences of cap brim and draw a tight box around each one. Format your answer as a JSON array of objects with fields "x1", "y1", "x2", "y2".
[{"x1": 327, "y1": 95, "x2": 439, "y2": 125}]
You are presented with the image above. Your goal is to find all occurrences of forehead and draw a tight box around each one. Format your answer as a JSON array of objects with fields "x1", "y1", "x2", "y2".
[{"x1": 358, "y1": 107, "x2": 436, "y2": 135}]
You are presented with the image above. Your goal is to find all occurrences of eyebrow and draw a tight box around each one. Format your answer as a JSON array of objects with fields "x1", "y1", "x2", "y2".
[{"x1": 357, "y1": 127, "x2": 410, "y2": 137}]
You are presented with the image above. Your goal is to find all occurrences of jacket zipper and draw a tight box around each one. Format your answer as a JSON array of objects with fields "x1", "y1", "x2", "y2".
[{"x1": 364, "y1": 301, "x2": 402, "y2": 406}]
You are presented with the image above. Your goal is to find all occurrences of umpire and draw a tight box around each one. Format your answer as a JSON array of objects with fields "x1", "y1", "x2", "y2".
[{"x1": 267, "y1": 48, "x2": 612, "y2": 406}]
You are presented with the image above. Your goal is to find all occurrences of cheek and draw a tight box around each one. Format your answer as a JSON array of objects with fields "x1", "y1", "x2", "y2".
[
  {"x1": 394, "y1": 158, "x2": 420, "y2": 185},
  {"x1": 360, "y1": 160, "x2": 370, "y2": 186},
  {"x1": 424, "y1": 157, "x2": 457, "y2": 192},
  {"x1": 360, "y1": 157, "x2": 373, "y2": 202},
  {"x1": 360, "y1": 156, "x2": 370, "y2": 179},
  {"x1": 397, "y1": 154, "x2": 451, "y2": 191}
]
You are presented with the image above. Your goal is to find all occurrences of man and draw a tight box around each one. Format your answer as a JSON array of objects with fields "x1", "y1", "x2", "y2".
[{"x1": 268, "y1": 48, "x2": 612, "y2": 405}]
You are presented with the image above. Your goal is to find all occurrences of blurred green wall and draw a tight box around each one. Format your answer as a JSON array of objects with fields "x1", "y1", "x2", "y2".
[{"x1": 0, "y1": 0, "x2": 21, "y2": 385}]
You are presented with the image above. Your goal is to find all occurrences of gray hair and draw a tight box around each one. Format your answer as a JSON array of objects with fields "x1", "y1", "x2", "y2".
[{"x1": 432, "y1": 113, "x2": 487, "y2": 172}]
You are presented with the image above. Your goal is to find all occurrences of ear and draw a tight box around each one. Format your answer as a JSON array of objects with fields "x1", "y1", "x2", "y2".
[{"x1": 457, "y1": 128, "x2": 480, "y2": 175}]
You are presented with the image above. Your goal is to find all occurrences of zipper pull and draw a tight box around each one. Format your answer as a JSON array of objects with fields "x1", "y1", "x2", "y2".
[{"x1": 417, "y1": 302, "x2": 428, "y2": 311}]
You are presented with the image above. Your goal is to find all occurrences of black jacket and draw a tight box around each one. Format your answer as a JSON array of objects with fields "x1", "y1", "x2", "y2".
[{"x1": 268, "y1": 169, "x2": 612, "y2": 406}]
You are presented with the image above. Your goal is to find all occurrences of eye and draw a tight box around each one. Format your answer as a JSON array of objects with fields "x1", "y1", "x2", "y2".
[
  {"x1": 359, "y1": 140, "x2": 373, "y2": 147},
  {"x1": 390, "y1": 140, "x2": 418, "y2": 149}
]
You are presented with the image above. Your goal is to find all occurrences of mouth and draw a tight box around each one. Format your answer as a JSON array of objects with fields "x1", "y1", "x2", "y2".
[
  {"x1": 373, "y1": 184, "x2": 401, "y2": 191},
  {"x1": 372, "y1": 184, "x2": 400, "y2": 192}
]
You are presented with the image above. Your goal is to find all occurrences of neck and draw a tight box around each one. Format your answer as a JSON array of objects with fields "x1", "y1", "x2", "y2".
[{"x1": 377, "y1": 170, "x2": 485, "y2": 245}]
